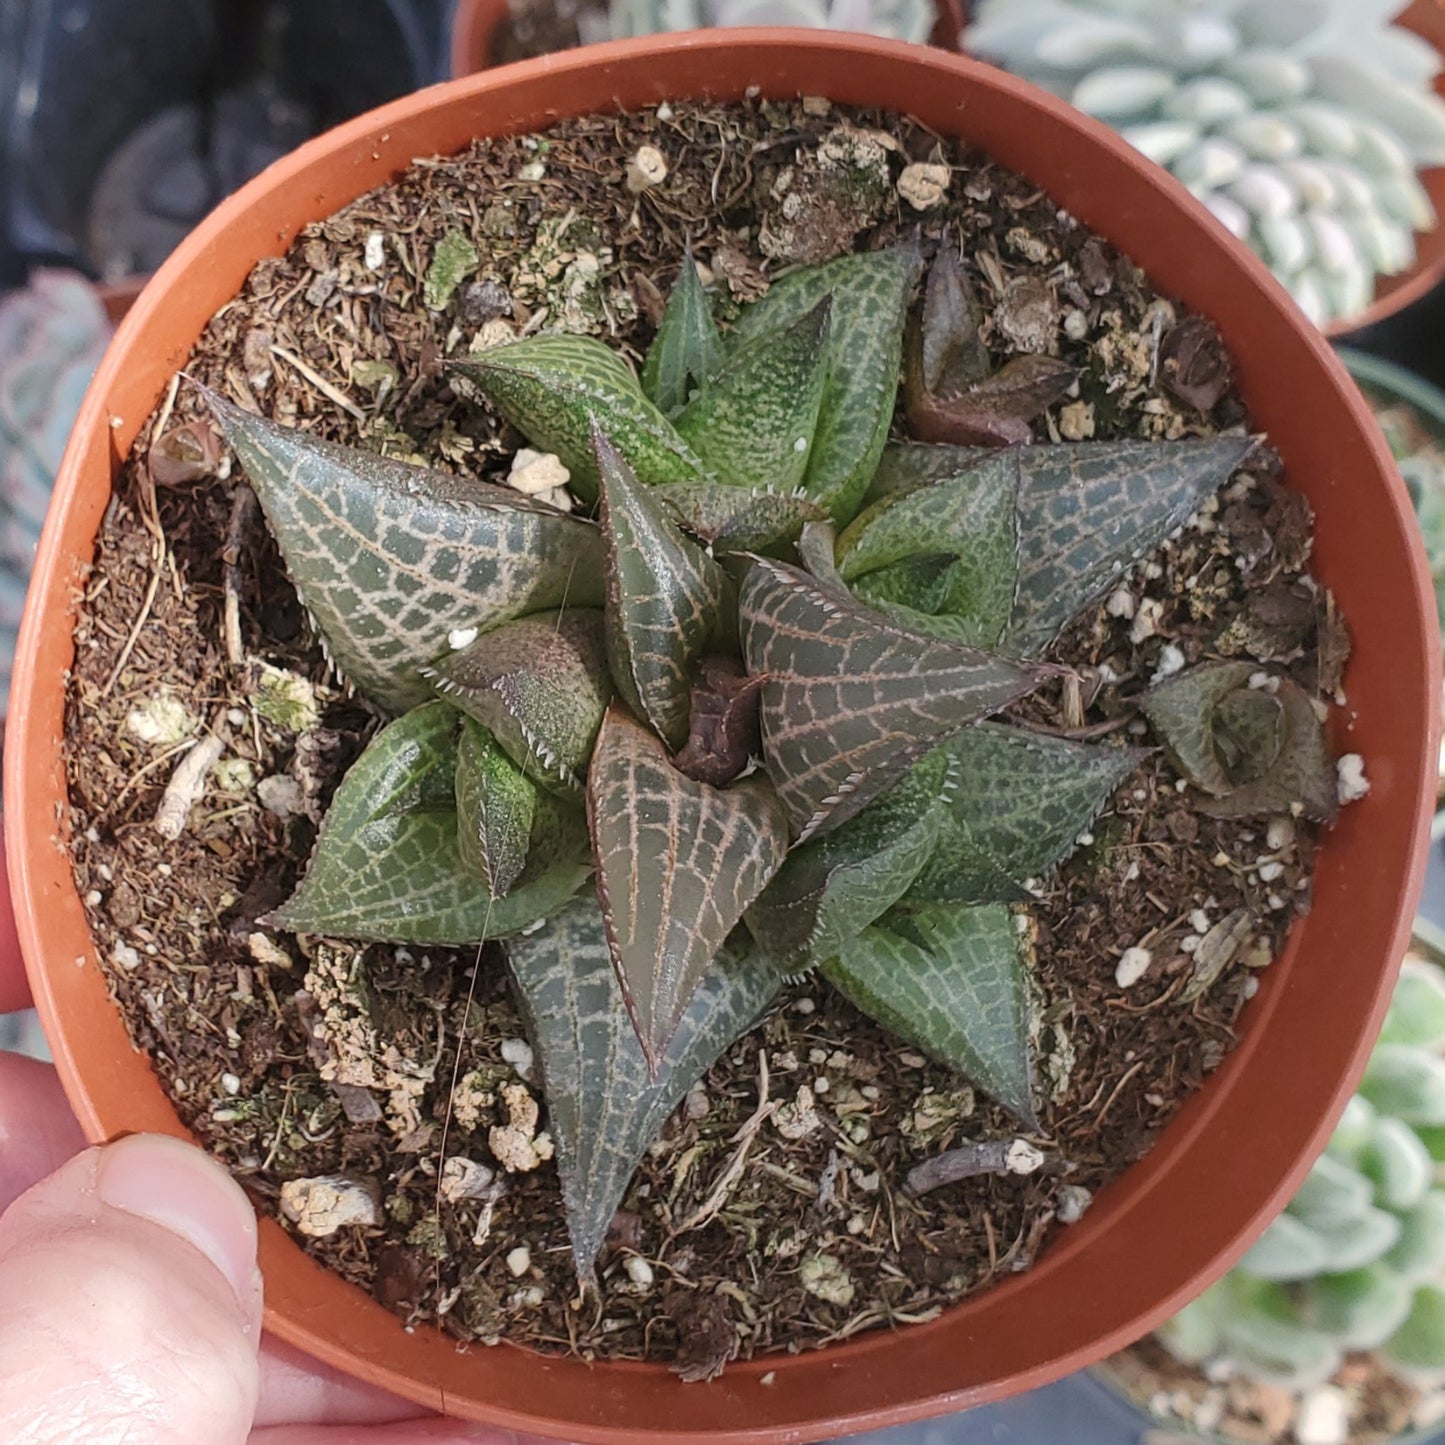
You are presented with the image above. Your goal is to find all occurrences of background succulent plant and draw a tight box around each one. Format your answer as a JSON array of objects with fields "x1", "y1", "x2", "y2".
[
  {"x1": 608, "y1": 0, "x2": 935, "y2": 45},
  {"x1": 204, "y1": 243, "x2": 1306, "y2": 1276},
  {"x1": 0, "y1": 271, "x2": 111, "y2": 714},
  {"x1": 965, "y1": 0, "x2": 1445, "y2": 328},
  {"x1": 1158, "y1": 951, "x2": 1445, "y2": 1391}
]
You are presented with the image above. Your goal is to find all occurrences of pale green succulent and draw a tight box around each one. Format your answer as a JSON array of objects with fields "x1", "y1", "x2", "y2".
[
  {"x1": 609, "y1": 0, "x2": 934, "y2": 44},
  {"x1": 1159, "y1": 953, "x2": 1445, "y2": 1390},
  {"x1": 0, "y1": 271, "x2": 112, "y2": 708},
  {"x1": 202, "y1": 242, "x2": 1299, "y2": 1278},
  {"x1": 966, "y1": 0, "x2": 1445, "y2": 327}
]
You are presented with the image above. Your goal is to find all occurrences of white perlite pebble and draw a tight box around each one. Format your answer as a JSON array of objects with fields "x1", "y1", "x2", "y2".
[
  {"x1": 364, "y1": 231, "x2": 386, "y2": 271},
  {"x1": 624, "y1": 1255, "x2": 655, "y2": 1287},
  {"x1": 1056, "y1": 1184, "x2": 1094, "y2": 1224},
  {"x1": 447, "y1": 625, "x2": 479, "y2": 651},
  {"x1": 1105, "y1": 586, "x2": 1136, "y2": 620},
  {"x1": 439, "y1": 1156, "x2": 496, "y2": 1203},
  {"x1": 1116, "y1": 946, "x2": 1152, "y2": 988},
  {"x1": 220, "y1": 1072, "x2": 242, "y2": 1096},
  {"x1": 1336, "y1": 753, "x2": 1370, "y2": 804},
  {"x1": 505, "y1": 1245, "x2": 531, "y2": 1277},
  {"x1": 1266, "y1": 815, "x2": 1296, "y2": 851},
  {"x1": 1295, "y1": 1384, "x2": 1350, "y2": 1445},
  {"x1": 279, "y1": 1176, "x2": 380, "y2": 1237},
  {"x1": 1005, "y1": 1139, "x2": 1045, "y2": 1175},
  {"x1": 1151, "y1": 643, "x2": 1186, "y2": 684},
  {"x1": 257, "y1": 774, "x2": 305, "y2": 822},
  {"x1": 508, "y1": 448, "x2": 571, "y2": 496},
  {"x1": 626, "y1": 144, "x2": 668, "y2": 192},
  {"x1": 897, "y1": 162, "x2": 951, "y2": 210},
  {"x1": 500, "y1": 1037, "x2": 535, "y2": 1078}
]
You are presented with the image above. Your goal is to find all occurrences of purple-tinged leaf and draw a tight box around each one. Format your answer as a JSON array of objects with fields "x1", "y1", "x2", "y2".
[
  {"x1": 1159, "y1": 317, "x2": 1232, "y2": 413},
  {"x1": 909, "y1": 243, "x2": 991, "y2": 398},
  {"x1": 422, "y1": 608, "x2": 612, "y2": 794},
  {"x1": 908, "y1": 354, "x2": 1079, "y2": 448},
  {"x1": 506, "y1": 897, "x2": 781, "y2": 1277},
  {"x1": 202, "y1": 386, "x2": 604, "y2": 713},
  {"x1": 595, "y1": 426, "x2": 730, "y2": 752},
  {"x1": 671, "y1": 656, "x2": 768, "y2": 788},
  {"x1": 587, "y1": 704, "x2": 790, "y2": 1072},
  {"x1": 739, "y1": 557, "x2": 1043, "y2": 840}
]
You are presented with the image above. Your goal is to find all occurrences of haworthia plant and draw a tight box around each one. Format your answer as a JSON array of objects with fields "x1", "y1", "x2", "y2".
[
  {"x1": 1158, "y1": 953, "x2": 1445, "y2": 1391},
  {"x1": 210, "y1": 243, "x2": 1282, "y2": 1276}
]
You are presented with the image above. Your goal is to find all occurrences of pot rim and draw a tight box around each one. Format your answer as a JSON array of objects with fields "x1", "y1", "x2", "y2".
[{"x1": 6, "y1": 29, "x2": 1439, "y2": 1444}]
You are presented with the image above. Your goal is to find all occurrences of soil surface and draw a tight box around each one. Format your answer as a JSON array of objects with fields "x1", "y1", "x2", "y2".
[{"x1": 64, "y1": 98, "x2": 1342, "y2": 1373}]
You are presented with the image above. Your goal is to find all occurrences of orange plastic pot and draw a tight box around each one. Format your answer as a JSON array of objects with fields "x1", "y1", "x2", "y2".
[
  {"x1": 448, "y1": 0, "x2": 966, "y2": 76},
  {"x1": 5, "y1": 31, "x2": 1439, "y2": 1445}
]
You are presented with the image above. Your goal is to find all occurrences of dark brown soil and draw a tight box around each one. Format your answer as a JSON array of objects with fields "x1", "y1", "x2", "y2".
[{"x1": 63, "y1": 98, "x2": 1339, "y2": 1373}]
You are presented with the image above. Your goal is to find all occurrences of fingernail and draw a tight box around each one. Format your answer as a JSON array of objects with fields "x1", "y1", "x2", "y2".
[{"x1": 96, "y1": 1133, "x2": 258, "y2": 1306}]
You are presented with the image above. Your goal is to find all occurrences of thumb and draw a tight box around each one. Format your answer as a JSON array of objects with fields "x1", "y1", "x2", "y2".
[{"x1": 0, "y1": 1132, "x2": 263, "y2": 1445}]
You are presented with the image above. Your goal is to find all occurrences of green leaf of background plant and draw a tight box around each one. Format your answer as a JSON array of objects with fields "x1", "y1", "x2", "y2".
[
  {"x1": 824, "y1": 901, "x2": 1037, "y2": 1127},
  {"x1": 587, "y1": 705, "x2": 790, "y2": 1070},
  {"x1": 730, "y1": 244, "x2": 923, "y2": 520},
  {"x1": 906, "y1": 724, "x2": 1145, "y2": 905},
  {"x1": 452, "y1": 333, "x2": 709, "y2": 503},
  {"x1": 423, "y1": 608, "x2": 612, "y2": 793},
  {"x1": 506, "y1": 896, "x2": 782, "y2": 1278},
  {"x1": 203, "y1": 387, "x2": 605, "y2": 714},
  {"x1": 746, "y1": 748, "x2": 953, "y2": 969},
  {"x1": 740, "y1": 557, "x2": 1042, "y2": 840},
  {"x1": 270, "y1": 701, "x2": 590, "y2": 942},
  {"x1": 597, "y1": 428, "x2": 730, "y2": 752},
  {"x1": 660, "y1": 482, "x2": 827, "y2": 555},
  {"x1": 675, "y1": 298, "x2": 831, "y2": 494},
  {"x1": 640, "y1": 249, "x2": 723, "y2": 417}
]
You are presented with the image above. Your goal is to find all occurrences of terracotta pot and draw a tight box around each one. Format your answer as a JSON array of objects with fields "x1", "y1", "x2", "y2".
[
  {"x1": 448, "y1": 0, "x2": 965, "y2": 77},
  {"x1": 6, "y1": 31, "x2": 1440, "y2": 1445}
]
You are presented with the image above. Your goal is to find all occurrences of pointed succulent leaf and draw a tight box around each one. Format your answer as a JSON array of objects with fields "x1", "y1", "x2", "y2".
[
  {"x1": 824, "y1": 901, "x2": 1037, "y2": 1127},
  {"x1": 1386, "y1": 1192, "x2": 1445, "y2": 1284},
  {"x1": 796, "y1": 519, "x2": 847, "y2": 592},
  {"x1": 1383, "y1": 1286, "x2": 1445, "y2": 1377},
  {"x1": 660, "y1": 482, "x2": 826, "y2": 555},
  {"x1": 731, "y1": 244, "x2": 923, "y2": 519},
  {"x1": 587, "y1": 704, "x2": 790, "y2": 1070},
  {"x1": 837, "y1": 455, "x2": 1019, "y2": 647},
  {"x1": 203, "y1": 387, "x2": 605, "y2": 713},
  {"x1": 1362, "y1": 1044, "x2": 1445, "y2": 1126},
  {"x1": 1359, "y1": 1115, "x2": 1434, "y2": 1210},
  {"x1": 740, "y1": 557, "x2": 1042, "y2": 840},
  {"x1": 1157, "y1": 1286, "x2": 1225, "y2": 1365},
  {"x1": 746, "y1": 748, "x2": 953, "y2": 970},
  {"x1": 640, "y1": 249, "x2": 723, "y2": 416},
  {"x1": 850, "y1": 554, "x2": 959, "y2": 615},
  {"x1": 1303, "y1": 1266, "x2": 1415, "y2": 1352},
  {"x1": 674, "y1": 299, "x2": 831, "y2": 494},
  {"x1": 454, "y1": 717, "x2": 534, "y2": 895},
  {"x1": 906, "y1": 724, "x2": 1145, "y2": 905},
  {"x1": 864, "y1": 439, "x2": 997, "y2": 504},
  {"x1": 270, "y1": 701, "x2": 590, "y2": 943},
  {"x1": 506, "y1": 897, "x2": 782, "y2": 1278},
  {"x1": 1381, "y1": 959, "x2": 1445, "y2": 1048},
  {"x1": 596, "y1": 427, "x2": 731, "y2": 751},
  {"x1": 907, "y1": 243, "x2": 991, "y2": 399},
  {"x1": 451, "y1": 334, "x2": 708, "y2": 504},
  {"x1": 453, "y1": 717, "x2": 587, "y2": 894},
  {"x1": 423, "y1": 609, "x2": 612, "y2": 794},
  {"x1": 1142, "y1": 662, "x2": 1337, "y2": 821}
]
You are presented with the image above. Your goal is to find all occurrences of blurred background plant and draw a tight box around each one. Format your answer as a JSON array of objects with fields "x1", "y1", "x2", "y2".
[
  {"x1": 964, "y1": 0, "x2": 1445, "y2": 331},
  {"x1": 607, "y1": 0, "x2": 934, "y2": 42}
]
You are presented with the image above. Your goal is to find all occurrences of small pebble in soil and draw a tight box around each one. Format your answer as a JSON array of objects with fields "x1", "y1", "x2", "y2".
[
  {"x1": 505, "y1": 1246, "x2": 531, "y2": 1277},
  {"x1": 279, "y1": 1175, "x2": 380, "y2": 1237},
  {"x1": 1116, "y1": 947, "x2": 1154, "y2": 988},
  {"x1": 500, "y1": 1037, "x2": 535, "y2": 1079},
  {"x1": 624, "y1": 1256, "x2": 654, "y2": 1288},
  {"x1": 1337, "y1": 753, "x2": 1370, "y2": 803},
  {"x1": 1296, "y1": 1384, "x2": 1351, "y2": 1445},
  {"x1": 626, "y1": 145, "x2": 668, "y2": 193},
  {"x1": 897, "y1": 161, "x2": 950, "y2": 211},
  {"x1": 1056, "y1": 1185, "x2": 1093, "y2": 1223}
]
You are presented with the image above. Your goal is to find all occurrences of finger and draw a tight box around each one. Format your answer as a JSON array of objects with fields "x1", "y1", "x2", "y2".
[
  {"x1": 0, "y1": 1052, "x2": 85, "y2": 1213},
  {"x1": 257, "y1": 1334, "x2": 431, "y2": 1428},
  {"x1": 0, "y1": 1132, "x2": 264, "y2": 1445},
  {"x1": 252, "y1": 1423, "x2": 571, "y2": 1444},
  {"x1": 0, "y1": 837, "x2": 27, "y2": 1014}
]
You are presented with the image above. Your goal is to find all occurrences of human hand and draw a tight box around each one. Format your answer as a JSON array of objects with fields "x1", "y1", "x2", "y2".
[{"x1": 0, "y1": 939, "x2": 563, "y2": 1444}]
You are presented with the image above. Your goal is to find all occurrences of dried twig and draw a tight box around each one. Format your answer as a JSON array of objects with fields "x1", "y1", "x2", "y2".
[
  {"x1": 905, "y1": 1137, "x2": 1046, "y2": 1197},
  {"x1": 675, "y1": 1050, "x2": 774, "y2": 1234},
  {"x1": 270, "y1": 344, "x2": 366, "y2": 421},
  {"x1": 153, "y1": 714, "x2": 229, "y2": 839}
]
